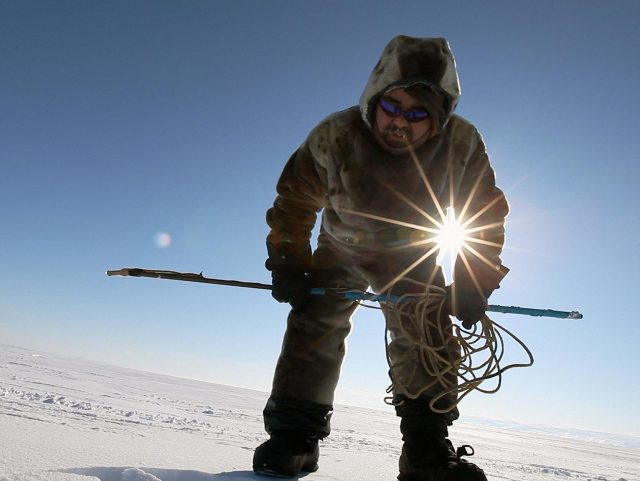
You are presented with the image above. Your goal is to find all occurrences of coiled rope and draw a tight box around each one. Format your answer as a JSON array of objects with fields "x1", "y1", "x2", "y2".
[{"x1": 352, "y1": 280, "x2": 534, "y2": 414}]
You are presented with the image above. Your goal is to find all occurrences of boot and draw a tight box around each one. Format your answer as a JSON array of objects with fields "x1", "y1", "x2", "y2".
[
  {"x1": 395, "y1": 396, "x2": 486, "y2": 481},
  {"x1": 398, "y1": 431, "x2": 487, "y2": 481},
  {"x1": 253, "y1": 431, "x2": 320, "y2": 477}
]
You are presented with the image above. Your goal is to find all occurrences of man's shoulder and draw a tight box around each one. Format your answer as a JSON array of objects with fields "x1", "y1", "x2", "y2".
[
  {"x1": 441, "y1": 114, "x2": 487, "y2": 152},
  {"x1": 306, "y1": 107, "x2": 366, "y2": 165},
  {"x1": 312, "y1": 106, "x2": 363, "y2": 136},
  {"x1": 445, "y1": 114, "x2": 481, "y2": 137}
]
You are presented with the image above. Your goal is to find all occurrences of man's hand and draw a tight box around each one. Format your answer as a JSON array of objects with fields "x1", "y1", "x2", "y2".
[
  {"x1": 271, "y1": 269, "x2": 311, "y2": 310},
  {"x1": 445, "y1": 283, "x2": 488, "y2": 329}
]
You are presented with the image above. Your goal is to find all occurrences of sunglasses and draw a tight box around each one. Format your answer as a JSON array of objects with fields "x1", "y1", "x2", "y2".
[{"x1": 379, "y1": 97, "x2": 429, "y2": 122}]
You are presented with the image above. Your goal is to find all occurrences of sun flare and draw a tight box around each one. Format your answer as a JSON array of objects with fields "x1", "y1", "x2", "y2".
[
  {"x1": 433, "y1": 207, "x2": 470, "y2": 283},
  {"x1": 435, "y1": 207, "x2": 467, "y2": 257}
]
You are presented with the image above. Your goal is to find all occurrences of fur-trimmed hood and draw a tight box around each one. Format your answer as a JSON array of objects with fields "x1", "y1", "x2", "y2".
[{"x1": 359, "y1": 36, "x2": 461, "y2": 132}]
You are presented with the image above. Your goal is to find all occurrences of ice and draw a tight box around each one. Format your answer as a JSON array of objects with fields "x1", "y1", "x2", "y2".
[{"x1": 1, "y1": 344, "x2": 638, "y2": 481}]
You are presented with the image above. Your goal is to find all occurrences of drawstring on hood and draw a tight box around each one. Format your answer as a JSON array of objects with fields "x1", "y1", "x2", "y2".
[{"x1": 359, "y1": 36, "x2": 461, "y2": 135}]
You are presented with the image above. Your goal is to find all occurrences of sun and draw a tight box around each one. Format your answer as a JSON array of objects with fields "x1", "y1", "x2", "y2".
[
  {"x1": 434, "y1": 207, "x2": 469, "y2": 283},
  {"x1": 435, "y1": 207, "x2": 467, "y2": 258}
]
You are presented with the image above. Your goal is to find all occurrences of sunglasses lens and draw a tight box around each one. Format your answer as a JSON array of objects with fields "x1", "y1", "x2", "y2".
[
  {"x1": 379, "y1": 97, "x2": 428, "y2": 122},
  {"x1": 379, "y1": 98, "x2": 399, "y2": 115},
  {"x1": 405, "y1": 110, "x2": 429, "y2": 122}
]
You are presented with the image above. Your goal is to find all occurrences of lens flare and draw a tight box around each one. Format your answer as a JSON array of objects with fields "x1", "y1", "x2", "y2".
[{"x1": 155, "y1": 232, "x2": 172, "y2": 248}]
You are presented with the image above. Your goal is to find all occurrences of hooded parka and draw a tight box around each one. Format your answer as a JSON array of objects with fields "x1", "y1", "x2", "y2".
[{"x1": 263, "y1": 36, "x2": 509, "y2": 438}]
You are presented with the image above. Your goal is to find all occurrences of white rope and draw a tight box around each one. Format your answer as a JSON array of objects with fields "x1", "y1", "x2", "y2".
[{"x1": 357, "y1": 280, "x2": 534, "y2": 413}]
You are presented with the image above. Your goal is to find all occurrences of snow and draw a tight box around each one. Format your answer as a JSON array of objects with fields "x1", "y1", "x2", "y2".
[{"x1": 1, "y1": 344, "x2": 638, "y2": 481}]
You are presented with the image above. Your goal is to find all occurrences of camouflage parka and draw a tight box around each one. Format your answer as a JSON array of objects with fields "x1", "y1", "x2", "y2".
[{"x1": 266, "y1": 36, "x2": 509, "y2": 295}]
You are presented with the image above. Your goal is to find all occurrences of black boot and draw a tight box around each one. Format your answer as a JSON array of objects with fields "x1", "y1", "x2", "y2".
[
  {"x1": 395, "y1": 397, "x2": 487, "y2": 481},
  {"x1": 398, "y1": 432, "x2": 487, "y2": 481},
  {"x1": 254, "y1": 397, "x2": 331, "y2": 476},
  {"x1": 253, "y1": 431, "x2": 320, "y2": 477}
]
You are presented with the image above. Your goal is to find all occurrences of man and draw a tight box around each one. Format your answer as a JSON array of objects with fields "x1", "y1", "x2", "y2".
[{"x1": 253, "y1": 35, "x2": 509, "y2": 481}]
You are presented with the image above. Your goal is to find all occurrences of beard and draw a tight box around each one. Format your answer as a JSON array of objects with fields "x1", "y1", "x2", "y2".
[
  {"x1": 372, "y1": 118, "x2": 432, "y2": 155},
  {"x1": 382, "y1": 125, "x2": 412, "y2": 148}
]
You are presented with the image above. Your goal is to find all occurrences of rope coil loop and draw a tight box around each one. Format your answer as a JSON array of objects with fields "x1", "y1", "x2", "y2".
[{"x1": 358, "y1": 279, "x2": 534, "y2": 413}]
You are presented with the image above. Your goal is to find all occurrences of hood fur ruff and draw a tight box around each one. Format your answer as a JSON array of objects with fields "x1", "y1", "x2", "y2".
[{"x1": 359, "y1": 36, "x2": 461, "y2": 131}]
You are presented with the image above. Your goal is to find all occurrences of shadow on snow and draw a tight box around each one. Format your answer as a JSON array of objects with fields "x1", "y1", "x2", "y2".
[{"x1": 61, "y1": 466, "x2": 313, "y2": 481}]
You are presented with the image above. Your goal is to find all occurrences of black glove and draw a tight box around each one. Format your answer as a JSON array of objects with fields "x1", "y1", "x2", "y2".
[
  {"x1": 445, "y1": 283, "x2": 488, "y2": 329},
  {"x1": 271, "y1": 269, "x2": 311, "y2": 310}
]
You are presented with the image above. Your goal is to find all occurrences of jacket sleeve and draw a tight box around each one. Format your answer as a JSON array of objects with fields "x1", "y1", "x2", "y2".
[
  {"x1": 265, "y1": 136, "x2": 328, "y2": 272},
  {"x1": 453, "y1": 133, "x2": 509, "y2": 297}
]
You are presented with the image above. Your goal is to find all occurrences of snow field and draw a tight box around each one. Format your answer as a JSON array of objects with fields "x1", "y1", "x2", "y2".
[{"x1": 1, "y1": 344, "x2": 637, "y2": 481}]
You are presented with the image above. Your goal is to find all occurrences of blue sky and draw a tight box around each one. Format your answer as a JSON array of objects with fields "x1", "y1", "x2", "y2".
[{"x1": 1, "y1": 1, "x2": 639, "y2": 437}]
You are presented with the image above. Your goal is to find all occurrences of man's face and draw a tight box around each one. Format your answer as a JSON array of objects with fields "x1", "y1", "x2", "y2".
[{"x1": 373, "y1": 88, "x2": 433, "y2": 153}]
